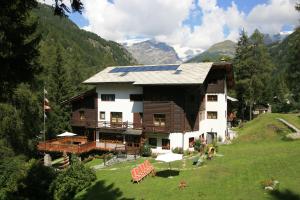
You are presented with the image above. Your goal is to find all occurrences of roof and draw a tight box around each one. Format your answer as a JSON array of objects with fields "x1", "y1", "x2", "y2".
[
  {"x1": 83, "y1": 63, "x2": 214, "y2": 85},
  {"x1": 227, "y1": 96, "x2": 238, "y2": 102},
  {"x1": 61, "y1": 87, "x2": 96, "y2": 104},
  {"x1": 83, "y1": 62, "x2": 234, "y2": 87}
]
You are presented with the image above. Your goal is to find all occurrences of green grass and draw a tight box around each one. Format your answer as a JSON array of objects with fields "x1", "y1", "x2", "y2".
[
  {"x1": 279, "y1": 113, "x2": 300, "y2": 129},
  {"x1": 76, "y1": 113, "x2": 300, "y2": 200},
  {"x1": 84, "y1": 158, "x2": 104, "y2": 168}
]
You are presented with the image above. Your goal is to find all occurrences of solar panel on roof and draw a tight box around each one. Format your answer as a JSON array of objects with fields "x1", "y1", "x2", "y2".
[{"x1": 109, "y1": 65, "x2": 179, "y2": 73}]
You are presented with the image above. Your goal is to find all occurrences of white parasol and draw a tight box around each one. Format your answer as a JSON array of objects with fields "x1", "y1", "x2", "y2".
[
  {"x1": 57, "y1": 131, "x2": 77, "y2": 137},
  {"x1": 156, "y1": 152, "x2": 183, "y2": 177}
]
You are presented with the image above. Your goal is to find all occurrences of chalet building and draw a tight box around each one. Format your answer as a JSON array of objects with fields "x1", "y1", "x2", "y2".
[
  {"x1": 68, "y1": 62, "x2": 234, "y2": 153},
  {"x1": 38, "y1": 62, "x2": 234, "y2": 154}
]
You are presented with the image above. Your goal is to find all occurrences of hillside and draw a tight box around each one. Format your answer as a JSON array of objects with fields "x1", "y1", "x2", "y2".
[
  {"x1": 124, "y1": 39, "x2": 181, "y2": 64},
  {"x1": 34, "y1": 4, "x2": 136, "y2": 91},
  {"x1": 186, "y1": 40, "x2": 236, "y2": 63},
  {"x1": 75, "y1": 113, "x2": 300, "y2": 200}
]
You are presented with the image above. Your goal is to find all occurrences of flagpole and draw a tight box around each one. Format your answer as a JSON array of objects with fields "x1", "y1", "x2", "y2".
[{"x1": 44, "y1": 85, "x2": 46, "y2": 150}]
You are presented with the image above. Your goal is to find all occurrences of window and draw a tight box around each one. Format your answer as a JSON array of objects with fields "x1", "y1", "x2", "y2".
[
  {"x1": 79, "y1": 111, "x2": 85, "y2": 120},
  {"x1": 189, "y1": 137, "x2": 195, "y2": 148},
  {"x1": 100, "y1": 111, "x2": 105, "y2": 120},
  {"x1": 130, "y1": 94, "x2": 143, "y2": 101},
  {"x1": 162, "y1": 139, "x2": 170, "y2": 150},
  {"x1": 207, "y1": 111, "x2": 218, "y2": 119},
  {"x1": 207, "y1": 95, "x2": 218, "y2": 102},
  {"x1": 148, "y1": 138, "x2": 157, "y2": 147},
  {"x1": 111, "y1": 112, "x2": 122, "y2": 123},
  {"x1": 153, "y1": 114, "x2": 166, "y2": 127},
  {"x1": 101, "y1": 94, "x2": 115, "y2": 101}
]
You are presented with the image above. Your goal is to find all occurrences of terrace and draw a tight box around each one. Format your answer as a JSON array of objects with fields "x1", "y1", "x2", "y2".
[{"x1": 37, "y1": 136, "x2": 141, "y2": 154}]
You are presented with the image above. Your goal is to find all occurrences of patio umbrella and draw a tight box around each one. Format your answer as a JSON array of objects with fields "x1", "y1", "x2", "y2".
[
  {"x1": 156, "y1": 152, "x2": 183, "y2": 177},
  {"x1": 57, "y1": 131, "x2": 77, "y2": 137},
  {"x1": 57, "y1": 132, "x2": 77, "y2": 145}
]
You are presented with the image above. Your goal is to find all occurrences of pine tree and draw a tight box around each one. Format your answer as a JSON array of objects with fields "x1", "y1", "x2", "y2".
[
  {"x1": 0, "y1": 0, "x2": 40, "y2": 101},
  {"x1": 286, "y1": 29, "x2": 300, "y2": 106},
  {"x1": 234, "y1": 29, "x2": 274, "y2": 120},
  {"x1": 47, "y1": 48, "x2": 72, "y2": 136}
]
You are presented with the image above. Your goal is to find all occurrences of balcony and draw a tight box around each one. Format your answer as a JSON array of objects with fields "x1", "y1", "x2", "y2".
[
  {"x1": 97, "y1": 121, "x2": 143, "y2": 131},
  {"x1": 142, "y1": 123, "x2": 170, "y2": 133},
  {"x1": 37, "y1": 136, "x2": 96, "y2": 154}
]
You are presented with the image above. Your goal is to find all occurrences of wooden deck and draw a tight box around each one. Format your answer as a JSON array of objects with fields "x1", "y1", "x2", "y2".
[{"x1": 37, "y1": 137, "x2": 141, "y2": 154}]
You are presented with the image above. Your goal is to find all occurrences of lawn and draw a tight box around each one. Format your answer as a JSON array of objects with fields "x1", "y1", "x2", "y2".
[
  {"x1": 76, "y1": 113, "x2": 300, "y2": 200},
  {"x1": 84, "y1": 158, "x2": 104, "y2": 168}
]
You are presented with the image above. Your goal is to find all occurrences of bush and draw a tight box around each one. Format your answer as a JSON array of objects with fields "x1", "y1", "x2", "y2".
[
  {"x1": 141, "y1": 144, "x2": 152, "y2": 157},
  {"x1": 16, "y1": 159, "x2": 57, "y2": 200},
  {"x1": 194, "y1": 139, "x2": 201, "y2": 152},
  {"x1": 218, "y1": 136, "x2": 223, "y2": 142},
  {"x1": 172, "y1": 147, "x2": 183, "y2": 154},
  {"x1": 50, "y1": 157, "x2": 96, "y2": 200},
  {"x1": 184, "y1": 150, "x2": 192, "y2": 156},
  {"x1": 151, "y1": 153, "x2": 158, "y2": 158}
]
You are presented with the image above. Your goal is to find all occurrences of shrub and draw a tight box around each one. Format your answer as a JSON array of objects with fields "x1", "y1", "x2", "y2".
[
  {"x1": 218, "y1": 136, "x2": 223, "y2": 142},
  {"x1": 183, "y1": 150, "x2": 192, "y2": 156},
  {"x1": 194, "y1": 139, "x2": 201, "y2": 152},
  {"x1": 141, "y1": 144, "x2": 152, "y2": 157},
  {"x1": 50, "y1": 157, "x2": 96, "y2": 200},
  {"x1": 172, "y1": 147, "x2": 183, "y2": 154},
  {"x1": 151, "y1": 153, "x2": 158, "y2": 158}
]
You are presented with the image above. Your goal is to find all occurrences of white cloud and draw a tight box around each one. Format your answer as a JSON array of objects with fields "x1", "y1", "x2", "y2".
[
  {"x1": 246, "y1": 0, "x2": 299, "y2": 34},
  {"x1": 81, "y1": 0, "x2": 193, "y2": 41},
  {"x1": 39, "y1": 0, "x2": 300, "y2": 56}
]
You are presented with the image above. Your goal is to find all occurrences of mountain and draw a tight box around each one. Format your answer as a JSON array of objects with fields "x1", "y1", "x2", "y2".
[
  {"x1": 124, "y1": 40, "x2": 181, "y2": 64},
  {"x1": 263, "y1": 32, "x2": 290, "y2": 45},
  {"x1": 34, "y1": 4, "x2": 136, "y2": 92},
  {"x1": 186, "y1": 40, "x2": 236, "y2": 63}
]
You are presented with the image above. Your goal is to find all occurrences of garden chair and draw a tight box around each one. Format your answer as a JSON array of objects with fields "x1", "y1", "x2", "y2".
[{"x1": 131, "y1": 168, "x2": 142, "y2": 183}]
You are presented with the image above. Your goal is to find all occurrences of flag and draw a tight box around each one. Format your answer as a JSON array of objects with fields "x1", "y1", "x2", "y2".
[{"x1": 44, "y1": 104, "x2": 51, "y2": 110}]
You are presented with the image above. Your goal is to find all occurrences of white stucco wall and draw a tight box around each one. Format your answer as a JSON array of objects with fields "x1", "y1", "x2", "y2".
[
  {"x1": 199, "y1": 93, "x2": 227, "y2": 142},
  {"x1": 96, "y1": 83, "x2": 143, "y2": 125},
  {"x1": 148, "y1": 131, "x2": 204, "y2": 153}
]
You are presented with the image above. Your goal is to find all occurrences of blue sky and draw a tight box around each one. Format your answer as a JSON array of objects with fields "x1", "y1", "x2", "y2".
[{"x1": 61, "y1": 0, "x2": 298, "y2": 58}]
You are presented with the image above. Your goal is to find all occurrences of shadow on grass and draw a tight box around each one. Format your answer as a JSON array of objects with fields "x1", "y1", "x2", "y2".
[
  {"x1": 270, "y1": 189, "x2": 300, "y2": 200},
  {"x1": 76, "y1": 180, "x2": 134, "y2": 200},
  {"x1": 156, "y1": 170, "x2": 180, "y2": 178}
]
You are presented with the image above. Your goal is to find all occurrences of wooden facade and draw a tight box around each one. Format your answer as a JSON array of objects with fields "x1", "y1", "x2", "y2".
[
  {"x1": 143, "y1": 85, "x2": 205, "y2": 133},
  {"x1": 70, "y1": 89, "x2": 98, "y2": 129}
]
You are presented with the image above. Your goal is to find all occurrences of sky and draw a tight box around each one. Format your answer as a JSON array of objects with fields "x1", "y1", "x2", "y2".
[{"x1": 40, "y1": 0, "x2": 299, "y2": 58}]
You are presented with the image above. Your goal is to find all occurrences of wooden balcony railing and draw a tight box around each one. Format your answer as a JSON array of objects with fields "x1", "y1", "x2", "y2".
[
  {"x1": 142, "y1": 124, "x2": 170, "y2": 133},
  {"x1": 97, "y1": 121, "x2": 143, "y2": 130},
  {"x1": 37, "y1": 137, "x2": 141, "y2": 154},
  {"x1": 37, "y1": 140, "x2": 96, "y2": 154}
]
